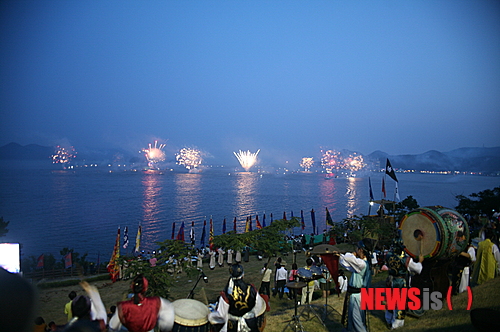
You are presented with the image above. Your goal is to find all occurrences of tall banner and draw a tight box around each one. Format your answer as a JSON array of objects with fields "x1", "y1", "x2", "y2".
[
  {"x1": 256, "y1": 215, "x2": 262, "y2": 229},
  {"x1": 222, "y1": 217, "x2": 227, "y2": 234},
  {"x1": 190, "y1": 221, "x2": 195, "y2": 245},
  {"x1": 36, "y1": 254, "x2": 44, "y2": 269},
  {"x1": 64, "y1": 252, "x2": 72, "y2": 269},
  {"x1": 385, "y1": 159, "x2": 398, "y2": 182},
  {"x1": 382, "y1": 178, "x2": 387, "y2": 198},
  {"x1": 369, "y1": 177, "x2": 374, "y2": 201},
  {"x1": 311, "y1": 209, "x2": 316, "y2": 235},
  {"x1": 262, "y1": 213, "x2": 266, "y2": 228},
  {"x1": 209, "y1": 217, "x2": 214, "y2": 250},
  {"x1": 233, "y1": 217, "x2": 237, "y2": 233},
  {"x1": 177, "y1": 221, "x2": 185, "y2": 242},
  {"x1": 123, "y1": 226, "x2": 129, "y2": 249},
  {"x1": 201, "y1": 218, "x2": 206, "y2": 247},
  {"x1": 301, "y1": 210, "x2": 305, "y2": 230},
  {"x1": 171, "y1": 222, "x2": 176, "y2": 240},
  {"x1": 134, "y1": 225, "x2": 142, "y2": 253},
  {"x1": 326, "y1": 207, "x2": 334, "y2": 226},
  {"x1": 107, "y1": 227, "x2": 120, "y2": 282}
]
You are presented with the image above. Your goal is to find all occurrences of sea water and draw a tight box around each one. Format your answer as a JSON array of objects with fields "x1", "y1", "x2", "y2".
[{"x1": 0, "y1": 168, "x2": 498, "y2": 260}]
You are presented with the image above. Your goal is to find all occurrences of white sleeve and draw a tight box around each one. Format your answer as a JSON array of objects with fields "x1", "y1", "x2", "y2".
[
  {"x1": 86, "y1": 286, "x2": 107, "y2": 323},
  {"x1": 157, "y1": 297, "x2": 175, "y2": 332},
  {"x1": 340, "y1": 253, "x2": 366, "y2": 273},
  {"x1": 108, "y1": 311, "x2": 122, "y2": 331},
  {"x1": 468, "y1": 246, "x2": 476, "y2": 263},
  {"x1": 493, "y1": 244, "x2": 500, "y2": 274},
  {"x1": 208, "y1": 296, "x2": 230, "y2": 332},
  {"x1": 407, "y1": 259, "x2": 422, "y2": 275}
]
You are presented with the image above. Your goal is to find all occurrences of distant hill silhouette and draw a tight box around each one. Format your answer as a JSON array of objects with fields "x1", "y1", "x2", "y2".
[
  {"x1": 367, "y1": 147, "x2": 500, "y2": 173},
  {"x1": 1, "y1": 142, "x2": 499, "y2": 173}
]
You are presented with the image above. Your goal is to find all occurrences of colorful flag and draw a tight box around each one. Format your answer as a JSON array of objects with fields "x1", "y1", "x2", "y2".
[
  {"x1": 134, "y1": 225, "x2": 142, "y2": 253},
  {"x1": 386, "y1": 159, "x2": 398, "y2": 182},
  {"x1": 190, "y1": 221, "x2": 195, "y2": 245},
  {"x1": 171, "y1": 222, "x2": 176, "y2": 240},
  {"x1": 369, "y1": 177, "x2": 374, "y2": 201},
  {"x1": 222, "y1": 217, "x2": 227, "y2": 234},
  {"x1": 262, "y1": 213, "x2": 267, "y2": 228},
  {"x1": 123, "y1": 226, "x2": 129, "y2": 249},
  {"x1": 233, "y1": 217, "x2": 237, "y2": 233},
  {"x1": 209, "y1": 217, "x2": 214, "y2": 250},
  {"x1": 256, "y1": 215, "x2": 262, "y2": 229},
  {"x1": 36, "y1": 254, "x2": 44, "y2": 269},
  {"x1": 201, "y1": 218, "x2": 206, "y2": 247},
  {"x1": 283, "y1": 211, "x2": 287, "y2": 220},
  {"x1": 311, "y1": 209, "x2": 316, "y2": 235},
  {"x1": 107, "y1": 227, "x2": 120, "y2": 282},
  {"x1": 326, "y1": 207, "x2": 334, "y2": 226},
  {"x1": 245, "y1": 216, "x2": 250, "y2": 233},
  {"x1": 382, "y1": 178, "x2": 387, "y2": 198},
  {"x1": 301, "y1": 210, "x2": 305, "y2": 230},
  {"x1": 64, "y1": 252, "x2": 72, "y2": 269},
  {"x1": 177, "y1": 221, "x2": 185, "y2": 242}
]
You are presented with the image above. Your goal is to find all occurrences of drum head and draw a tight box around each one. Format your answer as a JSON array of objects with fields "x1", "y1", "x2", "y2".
[
  {"x1": 297, "y1": 267, "x2": 313, "y2": 279},
  {"x1": 400, "y1": 210, "x2": 439, "y2": 258},
  {"x1": 172, "y1": 299, "x2": 210, "y2": 326},
  {"x1": 285, "y1": 281, "x2": 307, "y2": 289}
]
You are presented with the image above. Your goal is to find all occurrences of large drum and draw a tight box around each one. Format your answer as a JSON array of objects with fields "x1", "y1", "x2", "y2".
[
  {"x1": 399, "y1": 206, "x2": 469, "y2": 260},
  {"x1": 172, "y1": 299, "x2": 211, "y2": 332}
]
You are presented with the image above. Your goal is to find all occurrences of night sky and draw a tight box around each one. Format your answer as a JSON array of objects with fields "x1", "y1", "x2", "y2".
[{"x1": 1, "y1": 1, "x2": 499, "y2": 165}]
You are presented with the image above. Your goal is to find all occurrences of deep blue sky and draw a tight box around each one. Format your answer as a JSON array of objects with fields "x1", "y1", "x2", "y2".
[{"x1": 1, "y1": 1, "x2": 499, "y2": 165}]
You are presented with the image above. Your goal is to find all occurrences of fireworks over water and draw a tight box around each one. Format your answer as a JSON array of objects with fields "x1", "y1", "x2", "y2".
[
  {"x1": 300, "y1": 157, "x2": 314, "y2": 171},
  {"x1": 176, "y1": 147, "x2": 203, "y2": 171},
  {"x1": 320, "y1": 149, "x2": 366, "y2": 174},
  {"x1": 233, "y1": 149, "x2": 260, "y2": 171},
  {"x1": 51, "y1": 145, "x2": 76, "y2": 166},
  {"x1": 142, "y1": 141, "x2": 166, "y2": 168}
]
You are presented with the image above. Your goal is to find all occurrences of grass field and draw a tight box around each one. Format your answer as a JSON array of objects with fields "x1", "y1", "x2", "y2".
[{"x1": 35, "y1": 251, "x2": 500, "y2": 331}]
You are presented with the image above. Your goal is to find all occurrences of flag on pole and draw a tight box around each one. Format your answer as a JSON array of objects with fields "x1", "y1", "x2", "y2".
[
  {"x1": 171, "y1": 222, "x2": 176, "y2": 240},
  {"x1": 256, "y1": 215, "x2": 262, "y2": 229},
  {"x1": 123, "y1": 226, "x2": 129, "y2": 249},
  {"x1": 36, "y1": 254, "x2": 44, "y2": 269},
  {"x1": 245, "y1": 216, "x2": 250, "y2": 232},
  {"x1": 64, "y1": 252, "x2": 72, "y2": 269},
  {"x1": 395, "y1": 182, "x2": 400, "y2": 202},
  {"x1": 177, "y1": 221, "x2": 185, "y2": 242},
  {"x1": 107, "y1": 227, "x2": 120, "y2": 282},
  {"x1": 270, "y1": 213, "x2": 274, "y2": 224},
  {"x1": 291, "y1": 211, "x2": 294, "y2": 218},
  {"x1": 311, "y1": 209, "x2": 316, "y2": 235},
  {"x1": 249, "y1": 215, "x2": 253, "y2": 231},
  {"x1": 301, "y1": 210, "x2": 305, "y2": 230},
  {"x1": 222, "y1": 217, "x2": 227, "y2": 234},
  {"x1": 326, "y1": 207, "x2": 334, "y2": 226},
  {"x1": 233, "y1": 217, "x2": 237, "y2": 233},
  {"x1": 201, "y1": 218, "x2": 206, "y2": 247},
  {"x1": 262, "y1": 213, "x2": 267, "y2": 228},
  {"x1": 190, "y1": 221, "x2": 195, "y2": 245},
  {"x1": 385, "y1": 159, "x2": 398, "y2": 182},
  {"x1": 283, "y1": 211, "x2": 287, "y2": 220},
  {"x1": 134, "y1": 225, "x2": 142, "y2": 253},
  {"x1": 209, "y1": 216, "x2": 214, "y2": 250},
  {"x1": 382, "y1": 178, "x2": 387, "y2": 198},
  {"x1": 369, "y1": 177, "x2": 374, "y2": 201}
]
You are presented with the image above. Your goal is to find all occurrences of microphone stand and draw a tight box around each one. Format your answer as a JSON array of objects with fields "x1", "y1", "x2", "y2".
[{"x1": 187, "y1": 270, "x2": 208, "y2": 299}]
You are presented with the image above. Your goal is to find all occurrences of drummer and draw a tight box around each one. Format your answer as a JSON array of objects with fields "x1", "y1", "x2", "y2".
[
  {"x1": 108, "y1": 274, "x2": 175, "y2": 332},
  {"x1": 300, "y1": 258, "x2": 316, "y2": 305},
  {"x1": 208, "y1": 264, "x2": 267, "y2": 332}
]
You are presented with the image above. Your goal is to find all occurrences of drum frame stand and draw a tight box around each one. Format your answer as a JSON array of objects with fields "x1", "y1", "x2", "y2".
[
  {"x1": 298, "y1": 284, "x2": 327, "y2": 330},
  {"x1": 282, "y1": 292, "x2": 306, "y2": 332},
  {"x1": 321, "y1": 289, "x2": 337, "y2": 321}
]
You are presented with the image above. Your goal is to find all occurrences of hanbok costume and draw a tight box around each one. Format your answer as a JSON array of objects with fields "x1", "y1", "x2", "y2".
[
  {"x1": 109, "y1": 276, "x2": 175, "y2": 332},
  {"x1": 209, "y1": 265, "x2": 267, "y2": 332},
  {"x1": 459, "y1": 245, "x2": 476, "y2": 293},
  {"x1": 340, "y1": 252, "x2": 370, "y2": 332}
]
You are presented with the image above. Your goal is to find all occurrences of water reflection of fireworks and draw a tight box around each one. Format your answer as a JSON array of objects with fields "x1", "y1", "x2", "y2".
[
  {"x1": 142, "y1": 141, "x2": 166, "y2": 166},
  {"x1": 176, "y1": 147, "x2": 203, "y2": 170},
  {"x1": 51, "y1": 145, "x2": 76, "y2": 165},
  {"x1": 233, "y1": 149, "x2": 260, "y2": 172}
]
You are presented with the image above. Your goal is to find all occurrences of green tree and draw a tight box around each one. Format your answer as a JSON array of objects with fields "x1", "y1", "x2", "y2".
[
  {"x1": 0, "y1": 217, "x2": 9, "y2": 237},
  {"x1": 455, "y1": 187, "x2": 500, "y2": 217}
]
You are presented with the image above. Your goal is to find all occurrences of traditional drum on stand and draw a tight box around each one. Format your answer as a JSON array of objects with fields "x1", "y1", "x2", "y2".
[
  {"x1": 172, "y1": 299, "x2": 211, "y2": 332},
  {"x1": 399, "y1": 206, "x2": 469, "y2": 260}
]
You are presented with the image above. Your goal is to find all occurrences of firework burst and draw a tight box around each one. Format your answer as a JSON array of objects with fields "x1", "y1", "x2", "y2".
[
  {"x1": 51, "y1": 145, "x2": 76, "y2": 165},
  {"x1": 320, "y1": 149, "x2": 341, "y2": 173},
  {"x1": 142, "y1": 141, "x2": 166, "y2": 166},
  {"x1": 176, "y1": 147, "x2": 203, "y2": 170},
  {"x1": 300, "y1": 157, "x2": 314, "y2": 171},
  {"x1": 233, "y1": 149, "x2": 260, "y2": 171}
]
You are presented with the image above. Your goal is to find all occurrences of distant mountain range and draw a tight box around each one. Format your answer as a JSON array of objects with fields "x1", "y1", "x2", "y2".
[{"x1": 0, "y1": 142, "x2": 499, "y2": 173}]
